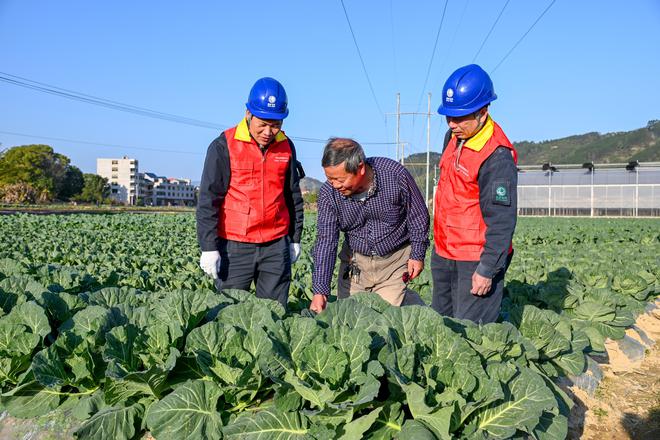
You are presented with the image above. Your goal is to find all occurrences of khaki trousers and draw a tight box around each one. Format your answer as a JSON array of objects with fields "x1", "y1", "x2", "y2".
[{"x1": 337, "y1": 240, "x2": 410, "y2": 306}]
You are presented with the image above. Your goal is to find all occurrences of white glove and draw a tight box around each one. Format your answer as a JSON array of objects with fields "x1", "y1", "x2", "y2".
[
  {"x1": 290, "y1": 243, "x2": 301, "y2": 264},
  {"x1": 199, "y1": 251, "x2": 221, "y2": 279}
]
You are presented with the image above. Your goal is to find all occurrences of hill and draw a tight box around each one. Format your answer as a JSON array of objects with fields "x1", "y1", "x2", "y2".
[
  {"x1": 300, "y1": 176, "x2": 323, "y2": 193},
  {"x1": 301, "y1": 120, "x2": 660, "y2": 196},
  {"x1": 514, "y1": 119, "x2": 660, "y2": 165},
  {"x1": 403, "y1": 152, "x2": 442, "y2": 199},
  {"x1": 403, "y1": 120, "x2": 660, "y2": 191},
  {"x1": 402, "y1": 120, "x2": 660, "y2": 197}
]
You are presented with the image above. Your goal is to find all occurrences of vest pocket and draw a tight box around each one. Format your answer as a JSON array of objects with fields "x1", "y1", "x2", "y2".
[
  {"x1": 445, "y1": 214, "x2": 480, "y2": 230},
  {"x1": 231, "y1": 161, "x2": 254, "y2": 187},
  {"x1": 445, "y1": 214, "x2": 483, "y2": 253},
  {"x1": 223, "y1": 203, "x2": 250, "y2": 235}
]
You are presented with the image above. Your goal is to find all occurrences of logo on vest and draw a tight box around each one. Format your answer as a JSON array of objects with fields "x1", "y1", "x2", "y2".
[
  {"x1": 267, "y1": 95, "x2": 277, "y2": 108},
  {"x1": 446, "y1": 88, "x2": 454, "y2": 103},
  {"x1": 495, "y1": 186, "x2": 508, "y2": 203}
]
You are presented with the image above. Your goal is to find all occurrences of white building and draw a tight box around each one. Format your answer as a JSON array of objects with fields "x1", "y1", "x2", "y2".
[
  {"x1": 96, "y1": 156, "x2": 138, "y2": 204},
  {"x1": 138, "y1": 172, "x2": 196, "y2": 206}
]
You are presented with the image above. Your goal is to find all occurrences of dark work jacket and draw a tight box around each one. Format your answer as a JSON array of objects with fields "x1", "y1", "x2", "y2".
[
  {"x1": 196, "y1": 130, "x2": 305, "y2": 252},
  {"x1": 439, "y1": 129, "x2": 518, "y2": 278}
]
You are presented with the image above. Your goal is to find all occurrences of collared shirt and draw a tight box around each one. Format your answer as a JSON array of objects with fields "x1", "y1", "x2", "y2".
[{"x1": 312, "y1": 157, "x2": 430, "y2": 296}]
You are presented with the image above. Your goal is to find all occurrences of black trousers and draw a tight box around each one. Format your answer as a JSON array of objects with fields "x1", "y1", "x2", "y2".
[
  {"x1": 430, "y1": 249, "x2": 511, "y2": 324},
  {"x1": 214, "y1": 236, "x2": 291, "y2": 308}
]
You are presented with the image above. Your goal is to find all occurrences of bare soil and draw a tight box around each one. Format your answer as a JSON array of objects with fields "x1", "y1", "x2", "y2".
[{"x1": 567, "y1": 305, "x2": 660, "y2": 440}]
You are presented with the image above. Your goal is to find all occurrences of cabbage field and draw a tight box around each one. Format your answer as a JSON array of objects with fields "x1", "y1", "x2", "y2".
[{"x1": 0, "y1": 213, "x2": 658, "y2": 439}]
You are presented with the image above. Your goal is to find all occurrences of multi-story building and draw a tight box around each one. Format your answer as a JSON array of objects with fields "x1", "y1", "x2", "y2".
[
  {"x1": 137, "y1": 172, "x2": 155, "y2": 204},
  {"x1": 97, "y1": 157, "x2": 196, "y2": 206},
  {"x1": 96, "y1": 157, "x2": 139, "y2": 204},
  {"x1": 138, "y1": 172, "x2": 196, "y2": 206}
]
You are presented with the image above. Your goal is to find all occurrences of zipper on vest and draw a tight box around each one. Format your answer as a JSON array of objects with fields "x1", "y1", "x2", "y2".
[
  {"x1": 454, "y1": 139, "x2": 465, "y2": 171},
  {"x1": 261, "y1": 148, "x2": 267, "y2": 243}
]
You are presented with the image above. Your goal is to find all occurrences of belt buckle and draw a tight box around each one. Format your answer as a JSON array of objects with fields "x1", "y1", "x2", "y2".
[
  {"x1": 351, "y1": 265, "x2": 361, "y2": 283},
  {"x1": 342, "y1": 265, "x2": 351, "y2": 280}
]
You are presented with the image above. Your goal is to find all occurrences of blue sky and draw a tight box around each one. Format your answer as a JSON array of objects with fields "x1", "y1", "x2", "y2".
[{"x1": 1, "y1": 0, "x2": 659, "y2": 181}]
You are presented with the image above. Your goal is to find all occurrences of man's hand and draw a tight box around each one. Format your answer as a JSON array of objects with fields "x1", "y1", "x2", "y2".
[
  {"x1": 471, "y1": 271, "x2": 492, "y2": 296},
  {"x1": 290, "y1": 243, "x2": 301, "y2": 264},
  {"x1": 407, "y1": 259, "x2": 424, "y2": 280},
  {"x1": 199, "y1": 251, "x2": 221, "y2": 279},
  {"x1": 309, "y1": 294, "x2": 327, "y2": 313}
]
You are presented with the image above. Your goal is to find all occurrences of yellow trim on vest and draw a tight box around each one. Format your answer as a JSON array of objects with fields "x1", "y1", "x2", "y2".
[
  {"x1": 234, "y1": 118, "x2": 251, "y2": 142},
  {"x1": 234, "y1": 118, "x2": 288, "y2": 143},
  {"x1": 464, "y1": 116, "x2": 494, "y2": 152}
]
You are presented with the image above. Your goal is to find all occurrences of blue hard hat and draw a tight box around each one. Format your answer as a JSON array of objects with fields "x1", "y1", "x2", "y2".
[
  {"x1": 246, "y1": 77, "x2": 289, "y2": 120},
  {"x1": 437, "y1": 64, "x2": 497, "y2": 117}
]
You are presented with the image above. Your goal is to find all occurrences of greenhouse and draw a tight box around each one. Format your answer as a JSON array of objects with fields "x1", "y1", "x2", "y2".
[{"x1": 517, "y1": 161, "x2": 660, "y2": 217}]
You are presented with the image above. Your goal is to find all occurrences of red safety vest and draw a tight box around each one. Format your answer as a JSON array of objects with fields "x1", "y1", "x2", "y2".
[
  {"x1": 218, "y1": 119, "x2": 291, "y2": 243},
  {"x1": 434, "y1": 117, "x2": 518, "y2": 261}
]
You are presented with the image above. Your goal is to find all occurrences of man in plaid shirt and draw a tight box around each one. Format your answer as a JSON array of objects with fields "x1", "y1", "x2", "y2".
[{"x1": 310, "y1": 138, "x2": 430, "y2": 313}]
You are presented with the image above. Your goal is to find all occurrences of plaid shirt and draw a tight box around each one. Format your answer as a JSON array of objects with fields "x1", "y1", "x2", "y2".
[{"x1": 312, "y1": 157, "x2": 430, "y2": 295}]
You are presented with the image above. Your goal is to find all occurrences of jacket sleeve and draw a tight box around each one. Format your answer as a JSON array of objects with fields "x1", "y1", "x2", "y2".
[
  {"x1": 196, "y1": 134, "x2": 230, "y2": 252},
  {"x1": 436, "y1": 129, "x2": 452, "y2": 182},
  {"x1": 285, "y1": 139, "x2": 305, "y2": 243},
  {"x1": 312, "y1": 184, "x2": 340, "y2": 296},
  {"x1": 442, "y1": 129, "x2": 452, "y2": 153},
  {"x1": 476, "y1": 146, "x2": 518, "y2": 278}
]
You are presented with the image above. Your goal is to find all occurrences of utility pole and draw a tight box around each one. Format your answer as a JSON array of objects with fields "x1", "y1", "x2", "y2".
[
  {"x1": 426, "y1": 93, "x2": 431, "y2": 207},
  {"x1": 387, "y1": 93, "x2": 434, "y2": 206},
  {"x1": 396, "y1": 93, "x2": 400, "y2": 162}
]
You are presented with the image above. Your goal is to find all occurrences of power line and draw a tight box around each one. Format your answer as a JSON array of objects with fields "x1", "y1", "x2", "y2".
[
  {"x1": 432, "y1": 116, "x2": 448, "y2": 146},
  {"x1": 491, "y1": 0, "x2": 558, "y2": 73},
  {"x1": 0, "y1": 130, "x2": 203, "y2": 155},
  {"x1": 472, "y1": 0, "x2": 511, "y2": 62},
  {"x1": 339, "y1": 0, "x2": 385, "y2": 120},
  {"x1": 290, "y1": 136, "x2": 394, "y2": 146},
  {"x1": 0, "y1": 72, "x2": 228, "y2": 130},
  {"x1": 411, "y1": 0, "x2": 449, "y2": 154},
  {"x1": 0, "y1": 71, "x2": 394, "y2": 145},
  {"x1": 389, "y1": 0, "x2": 399, "y2": 91},
  {"x1": 416, "y1": 0, "x2": 449, "y2": 113},
  {"x1": 447, "y1": 0, "x2": 471, "y2": 59},
  {"x1": 416, "y1": 0, "x2": 470, "y2": 153},
  {"x1": 0, "y1": 129, "x2": 395, "y2": 160},
  {"x1": 434, "y1": 0, "x2": 471, "y2": 80}
]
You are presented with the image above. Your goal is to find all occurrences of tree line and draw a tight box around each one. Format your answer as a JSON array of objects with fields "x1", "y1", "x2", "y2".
[{"x1": 0, "y1": 144, "x2": 110, "y2": 204}]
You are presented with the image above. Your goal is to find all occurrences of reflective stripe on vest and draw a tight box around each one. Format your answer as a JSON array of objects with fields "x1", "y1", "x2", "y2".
[
  {"x1": 433, "y1": 118, "x2": 517, "y2": 261},
  {"x1": 218, "y1": 119, "x2": 291, "y2": 243}
]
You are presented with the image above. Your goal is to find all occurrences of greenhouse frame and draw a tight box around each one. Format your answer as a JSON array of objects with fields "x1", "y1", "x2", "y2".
[{"x1": 517, "y1": 161, "x2": 660, "y2": 217}]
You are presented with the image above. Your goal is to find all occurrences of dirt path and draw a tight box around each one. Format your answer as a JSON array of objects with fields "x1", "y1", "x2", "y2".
[{"x1": 568, "y1": 309, "x2": 660, "y2": 440}]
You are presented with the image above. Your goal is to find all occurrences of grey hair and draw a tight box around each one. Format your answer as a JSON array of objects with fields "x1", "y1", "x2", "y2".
[{"x1": 321, "y1": 138, "x2": 366, "y2": 174}]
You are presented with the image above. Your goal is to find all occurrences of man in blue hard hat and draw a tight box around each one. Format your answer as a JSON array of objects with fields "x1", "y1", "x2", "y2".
[
  {"x1": 196, "y1": 77, "x2": 304, "y2": 308},
  {"x1": 431, "y1": 64, "x2": 518, "y2": 323}
]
